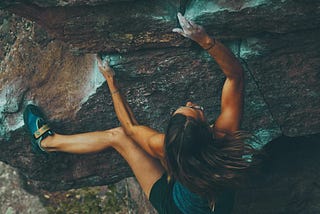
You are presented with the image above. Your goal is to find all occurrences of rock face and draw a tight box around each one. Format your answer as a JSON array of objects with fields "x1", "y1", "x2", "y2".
[
  {"x1": 0, "y1": 161, "x2": 47, "y2": 214},
  {"x1": 0, "y1": 0, "x2": 320, "y2": 212}
]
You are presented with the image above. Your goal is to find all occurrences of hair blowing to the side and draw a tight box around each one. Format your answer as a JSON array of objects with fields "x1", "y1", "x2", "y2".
[{"x1": 164, "y1": 113, "x2": 261, "y2": 202}]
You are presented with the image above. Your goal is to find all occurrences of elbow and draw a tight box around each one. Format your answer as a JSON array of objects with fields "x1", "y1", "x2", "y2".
[
  {"x1": 234, "y1": 66, "x2": 244, "y2": 78},
  {"x1": 233, "y1": 61, "x2": 244, "y2": 77},
  {"x1": 226, "y1": 61, "x2": 244, "y2": 80},
  {"x1": 238, "y1": 69, "x2": 244, "y2": 81},
  {"x1": 229, "y1": 68, "x2": 244, "y2": 81}
]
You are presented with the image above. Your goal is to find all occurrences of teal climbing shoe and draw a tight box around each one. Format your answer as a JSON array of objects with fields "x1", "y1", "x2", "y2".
[{"x1": 23, "y1": 104, "x2": 54, "y2": 154}]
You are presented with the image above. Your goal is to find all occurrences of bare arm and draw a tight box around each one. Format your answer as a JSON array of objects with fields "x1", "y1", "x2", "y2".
[
  {"x1": 173, "y1": 13, "x2": 244, "y2": 137},
  {"x1": 97, "y1": 57, "x2": 165, "y2": 158},
  {"x1": 208, "y1": 40, "x2": 244, "y2": 136}
]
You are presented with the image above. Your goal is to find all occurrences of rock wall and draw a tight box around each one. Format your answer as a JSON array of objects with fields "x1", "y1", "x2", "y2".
[
  {"x1": 0, "y1": 161, "x2": 47, "y2": 214},
  {"x1": 1, "y1": 0, "x2": 320, "y2": 213}
]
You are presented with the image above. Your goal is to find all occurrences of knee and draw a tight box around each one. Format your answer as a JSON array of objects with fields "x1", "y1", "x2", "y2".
[
  {"x1": 105, "y1": 126, "x2": 125, "y2": 135},
  {"x1": 104, "y1": 127, "x2": 134, "y2": 147}
]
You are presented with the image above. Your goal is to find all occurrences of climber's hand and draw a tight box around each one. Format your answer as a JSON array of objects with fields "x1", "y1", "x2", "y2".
[
  {"x1": 172, "y1": 12, "x2": 210, "y2": 45},
  {"x1": 97, "y1": 55, "x2": 115, "y2": 78}
]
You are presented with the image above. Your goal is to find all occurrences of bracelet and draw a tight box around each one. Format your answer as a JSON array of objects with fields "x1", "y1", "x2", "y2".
[
  {"x1": 204, "y1": 38, "x2": 216, "y2": 51},
  {"x1": 111, "y1": 90, "x2": 120, "y2": 95}
]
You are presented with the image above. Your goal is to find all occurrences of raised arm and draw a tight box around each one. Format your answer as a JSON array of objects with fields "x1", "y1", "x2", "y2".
[
  {"x1": 207, "y1": 40, "x2": 244, "y2": 136},
  {"x1": 97, "y1": 56, "x2": 165, "y2": 158},
  {"x1": 173, "y1": 13, "x2": 244, "y2": 137}
]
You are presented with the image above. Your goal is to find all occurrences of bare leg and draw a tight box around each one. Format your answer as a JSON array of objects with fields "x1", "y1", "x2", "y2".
[
  {"x1": 41, "y1": 127, "x2": 165, "y2": 198},
  {"x1": 111, "y1": 127, "x2": 165, "y2": 198},
  {"x1": 41, "y1": 130, "x2": 115, "y2": 154}
]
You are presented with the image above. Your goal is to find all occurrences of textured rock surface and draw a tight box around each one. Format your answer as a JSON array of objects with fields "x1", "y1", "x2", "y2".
[
  {"x1": 0, "y1": 161, "x2": 47, "y2": 214},
  {"x1": 0, "y1": 0, "x2": 320, "y2": 212},
  {"x1": 124, "y1": 177, "x2": 157, "y2": 214}
]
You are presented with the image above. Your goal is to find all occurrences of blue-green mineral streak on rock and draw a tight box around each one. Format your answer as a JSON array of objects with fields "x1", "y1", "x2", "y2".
[
  {"x1": 185, "y1": 0, "x2": 269, "y2": 19},
  {"x1": 185, "y1": 1, "x2": 223, "y2": 19},
  {"x1": 80, "y1": 55, "x2": 107, "y2": 105},
  {"x1": 240, "y1": 38, "x2": 266, "y2": 59},
  {"x1": 0, "y1": 86, "x2": 24, "y2": 141}
]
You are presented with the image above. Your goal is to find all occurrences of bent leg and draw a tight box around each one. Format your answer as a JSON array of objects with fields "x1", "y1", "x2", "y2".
[
  {"x1": 42, "y1": 127, "x2": 165, "y2": 198},
  {"x1": 111, "y1": 127, "x2": 165, "y2": 198}
]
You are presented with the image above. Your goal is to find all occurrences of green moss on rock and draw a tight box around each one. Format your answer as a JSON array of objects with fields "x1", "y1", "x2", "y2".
[{"x1": 43, "y1": 185, "x2": 129, "y2": 214}]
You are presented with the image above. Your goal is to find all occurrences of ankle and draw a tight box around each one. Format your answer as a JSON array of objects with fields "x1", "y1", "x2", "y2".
[{"x1": 40, "y1": 135, "x2": 54, "y2": 150}]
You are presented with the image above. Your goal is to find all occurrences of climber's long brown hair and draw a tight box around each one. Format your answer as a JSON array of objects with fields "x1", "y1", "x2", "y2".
[{"x1": 164, "y1": 113, "x2": 260, "y2": 202}]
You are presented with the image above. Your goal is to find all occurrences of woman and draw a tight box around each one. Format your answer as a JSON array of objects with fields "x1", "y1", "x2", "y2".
[{"x1": 24, "y1": 13, "x2": 258, "y2": 213}]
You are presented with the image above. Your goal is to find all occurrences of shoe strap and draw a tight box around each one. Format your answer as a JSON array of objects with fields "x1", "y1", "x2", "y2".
[{"x1": 34, "y1": 124, "x2": 51, "y2": 139}]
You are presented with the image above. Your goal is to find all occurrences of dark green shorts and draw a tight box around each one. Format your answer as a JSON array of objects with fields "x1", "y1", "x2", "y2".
[
  {"x1": 149, "y1": 174, "x2": 235, "y2": 214},
  {"x1": 149, "y1": 173, "x2": 182, "y2": 214}
]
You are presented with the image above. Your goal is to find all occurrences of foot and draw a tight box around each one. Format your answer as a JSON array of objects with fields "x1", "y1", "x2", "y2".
[{"x1": 23, "y1": 104, "x2": 54, "y2": 154}]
